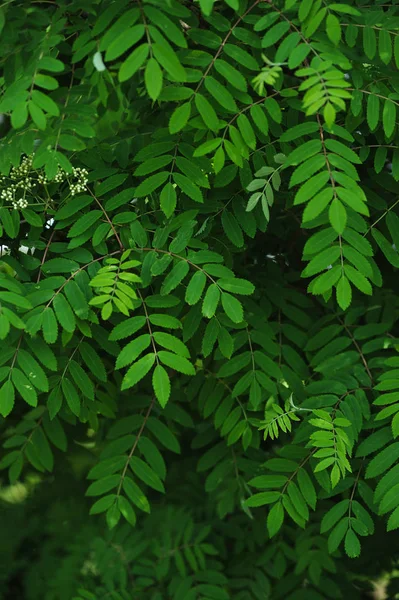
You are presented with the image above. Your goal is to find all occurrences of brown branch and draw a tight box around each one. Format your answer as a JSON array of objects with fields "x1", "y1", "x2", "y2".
[
  {"x1": 86, "y1": 186, "x2": 124, "y2": 250},
  {"x1": 116, "y1": 399, "x2": 154, "y2": 496},
  {"x1": 37, "y1": 230, "x2": 55, "y2": 283}
]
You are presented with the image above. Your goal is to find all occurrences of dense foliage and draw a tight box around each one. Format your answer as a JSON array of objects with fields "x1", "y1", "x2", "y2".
[{"x1": 3, "y1": 0, "x2": 399, "y2": 598}]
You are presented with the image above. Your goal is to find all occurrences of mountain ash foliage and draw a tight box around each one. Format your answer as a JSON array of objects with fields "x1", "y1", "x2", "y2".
[{"x1": 2, "y1": 0, "x2": 399, "y2": 598}]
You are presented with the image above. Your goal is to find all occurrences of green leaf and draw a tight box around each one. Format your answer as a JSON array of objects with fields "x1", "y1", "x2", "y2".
[
  {"x1": 119, "y1": 44, "x2": 149, "y2": 82},
  {"x1": 145, "y1": 58, "x2": 163, "y2": 101},
  {"x1": 123, "y1": 477, "x2": 150, "y2": 513},
  {"x1": 118, "y1": 496, "x2": 136, "y2": 526},
  {"x1": 53, "y1": 294, "x2": 76, "y2": 333},
  {"x1": 64, "y1": 281, "x2": 89, "y2": 319},
  {"x1": 80, "y1": 342, "x2": 107, "y2": 382},
  {"x1": 321, "y1": 500, "x2": 349, "y2": 533},
  {"x1": 298, "y1": 0, "x2": 313, "y2": 21},
  {"x1": 199, "y1": 0, "x2": 215, "y2": 16},
  {"x1": 17, "y1": 349, "x2": 48, "y2": 392},
  {"x1": 109, "y1": 316, "x2": 146, "y2": 341},
  {"x1": 68, "y1": 211, "x2": 101, "y2": 237},
  {"x1": 158, "y1": 351, "x2": 195, "y2": 375},
  {"x1": 116, "y1": 334, "x2": 151, "y2": 369},
  {"x1": 302, "y1": 246, "x2": 341, "y2": 277},
  {"x1": 297, "y1": 469, "x2": 317, "y2": 510},
  {"x1": 326, "y1": 13, "x2": 341, "y2": 45},
  {"x1": 344, "y1": 529, "x2": 361, "y2": 558},
  {"x1": 169, "y1": 102, "x2": 191, "y2": 134},
  {"x1": 61, "y1": 378, "x2": 80, "y2": 416},
  {"x1": 28, "y1": 100, "x2": 47, "y2": 130},
  {"x1": 161, "y1": 260, "x2": 189, "y2": 295},
  {"x1": 379, "y1": 29, "x2": 393, "y2": 65},
  {"x1": 363, "y1": 26, "x2": 376, "y2": 59},
  {"x1": 365, "y1": 443, "x2": 399, "y2": 479},
  {"x1": 217, "y1": 278, "x2": 254, "y2": 296},
  {"x1": 135, "y1": 171, "x2": 169, "y2": 197},
  {"x1": 214, "y1": 59, "x2": 247, "y2": 92},
  {"x1": 39, "y1": 56, "x2": 64, "y2": 72},
  {"x1": 121, "y1": 353, "x2": 156, "y2": 390},
  {"x1": 42, "y1": 308, "x2": 58, "y2": 344},
  {"x1": 160, "y1": 183, "x2": 177, "y2": 218},
  {"x1": 267, "y1": 502, "x2": 284, "y2": 537},
  {"x1": 152, "y1": 365, "x2": 171, "y2": 408},
  {"x1": 344, "y1": 265, "x2": 372, "y2": 295},
  {"x1": 224, "y1": 43, "x2": 259, "y2": 70},
  {"x1": 387, "y1": 505, "x2": 399, "y2": 531},
  {"x1": 147, "y1": 416, "x2": 180, "y2": 453},
  {"x1": 221, "y1": 292, "x2": 243, "y2": 324},
  {"x1": 153, "y1": 332, "x2": 189, "y2": 357},
  {"x1": 294, "y1": 172, "x2": 330, "y2": 205},
  {"x1": 130, "y1": 456, "x2": 164, "y2": 492},
  {"x1": 31, "y1": 90, "x2": 59, "y2": 116},
  {"x1": 12, "y1": 368, "x2": 37, "y2": 407},
  {"x1": 193, "y1": 138, "x2": 222, "y2": 157},
  {"x1": 185, "y1": 271, "x2": 207, "y2": 305},
  {"x1": 245, "y1": 492, "x2": 281, "y2": 507},
  {"x1": 195, "y1": 93, "x2": 220, "y2": 132},
  {"x1": 367, "y1": 94, "x2": 379, "y2": 131},
  {"x1": 336, "y1": 276, "x2": 352, "y2": 310},
  {"x1": 371, "y1": 229, "x2": 399, "y2": 268},
  {"x1": 383, "y1": 99, "x2": 396, "y2": 138},
  {"x1": 202, "y1": 284, "x2": 220, "y2": 319},
  {"x1": 262, "y1": 22, "x2": 290, "y2": 49},
  {"x1": 205, "y1": 76, "x2": 237, "y2": 113},
  {"x1": 173, "y1": 173, "x2": 203, "y2": 203},
  {"x1": 0, "y1": 380, "x2": 14, "y2": 417},
  {"x1": 0, "y1": 292, "x2": 32, "y2": 310},
  {"x1": 329, "y1": 198, "x2": 347, "y2": 234},
  {"x1": 86, "y1": 475, "x2": 120, "y2": 497},
  {"x1": 152, "y1": 42, "x2": 186, "y2": 82},
  {"x1": 221, "y1": 210, "x2": 243, "y2": 247},
  {"x1": 11, "y1": 103, "x2": 28, "y2": 129},
  {"x1": 89, "y1": 495, "x2": 117, "y2": 515},
  {"x1": 328, "y1": 518, "x2": 348, "y2": 553},
  {"x1": 280, "y1": 122, "x2": 319, "y2": 142},
  {"x1": 105, "y1": 25, "x2": 145, "y2": 61}
]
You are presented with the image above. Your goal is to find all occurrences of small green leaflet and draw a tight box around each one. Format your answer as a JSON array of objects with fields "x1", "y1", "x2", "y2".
[
  {"x1": 221, "y1": 292, "x2": 243, "y2": 323},
  {"x1": 152, "y1": 365, "x2": 171, "y2": 408},
  {"x1": 121, "y1": 353, "x2": 156, "y2": 390},
  {"x1": 158, "y1": 351, "x2": 195, "y2": 375},
  {"x1": 145, "y1": 58, "x2": 163, "y2": 101},
  {"x1": 169, "y1": 102, "x2": 191, "y2": 134}
]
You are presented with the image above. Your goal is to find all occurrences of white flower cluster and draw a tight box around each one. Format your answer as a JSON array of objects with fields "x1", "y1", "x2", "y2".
[
  {"x1": 0, "y1": 180, "x2": 32, "y2": 209},
  {"x1": 11, "y1": 198, "x2": 29, "y2": 210},
  {"x1": 0, "y1": 155, "x2": 90, "y2": 211},
  {"x1": 37, "y1": 169, "x2": 67, "y2": 185},
  {"x1": 0, "y1": 155, "x2": 36, "y2": 210},
  {"x1": 10, "y1": 155, "x2": 33, "y2": 179},
  {"x1": 69, "y1": 167, "x2": 89, "y2": 196}
]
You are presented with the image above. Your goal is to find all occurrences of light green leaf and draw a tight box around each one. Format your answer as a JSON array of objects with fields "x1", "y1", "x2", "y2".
[
  {"x1": 119, "y1": 44, "x2": 149, "y2": 82},
  {"x1": 160, "y1": 182, "x2": 177, "y2": 218},
  {"x1": 152, "y1": 365, "x2": 171, "y2": 408},
  {"x1": 267, "y1": 502, "x2": 284, "y2": 537},
  {"x1": 202, "y1": 284, "x2": 220, "y2": 319},
  {"x1": 145, "y1": 58, "x2": 163, "y2": 101},
  {"x1": 169, "y1": 102, "x2": 191, "y2": 134},
  {"x1": 195, "y1": 93, "x2": 220, "y2": 132},
  {"x1": 0, "y1": 380, "x2": 14, "y2": 417},
  {"x1": 121, "y1": 353, "x2": 156, "y2": 390},
  {"x1": 329, "y1": 198, "x2": 347, "y2": 234},
  {"x1": 158, "y1": 351, "x2": 195, "y2": 375},
  {"x1": 221, "y1": 292, "x2": 243, "y2": 323},
  {"x1": 336, "y1": 275, "x2": 352, "y2": 310}
]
